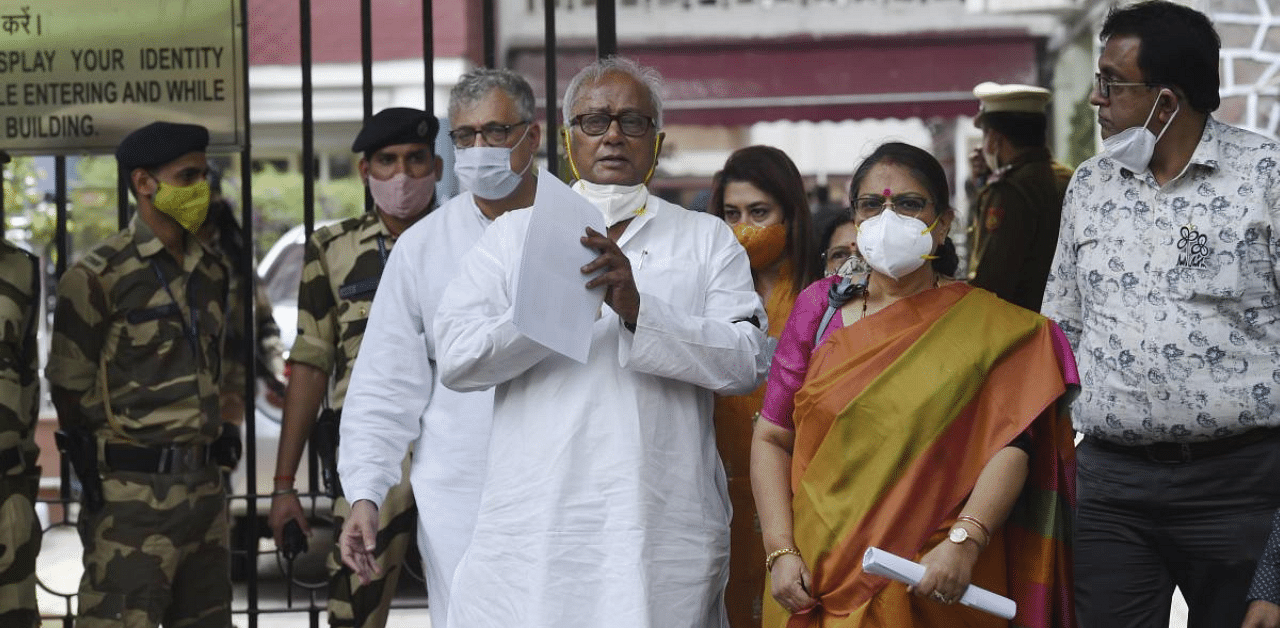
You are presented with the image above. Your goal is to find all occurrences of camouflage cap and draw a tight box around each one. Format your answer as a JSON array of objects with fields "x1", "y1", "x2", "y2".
[
  {"x1": 115, "y1": 121, "x2": 210, "y2": 172},
  {"x1": 351, "y1": 108, "x2": 439, "y2": 154}
]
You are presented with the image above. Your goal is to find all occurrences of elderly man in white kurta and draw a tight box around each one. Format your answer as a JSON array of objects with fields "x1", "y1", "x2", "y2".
[
  {"x1": 335, "y1": 68, "x2": 543, "y2": 628},
  {"x1": 434, "y1": 56, "x2": 768, "y2": 628}
]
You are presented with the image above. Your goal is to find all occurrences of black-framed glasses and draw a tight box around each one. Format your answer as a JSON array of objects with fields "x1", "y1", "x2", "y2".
[
  {"x1": 1094, "y1": 73, "x2": 1155, "y2": 99},
  {"x1": 570, "y1": 112, "x2": 656, "y2": 137},
  {"x1": 448, "y1": 120, "x2": 530, "y2": 148},
  {"x1": 851, "y1": 194, "x2": 932, "y2": 219}
]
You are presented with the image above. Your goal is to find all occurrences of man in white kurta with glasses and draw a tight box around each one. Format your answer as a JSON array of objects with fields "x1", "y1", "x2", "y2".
[{"x1": 434, "y1": 56, "x2": 768, "y2": 628}]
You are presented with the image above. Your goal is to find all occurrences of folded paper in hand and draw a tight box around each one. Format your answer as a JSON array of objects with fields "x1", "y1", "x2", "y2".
[{"x1": 861, "y1": 547, "x2": 1016, "y2": 620}]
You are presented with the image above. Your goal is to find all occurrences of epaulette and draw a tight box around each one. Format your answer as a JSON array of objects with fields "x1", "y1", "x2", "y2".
[
  {"x1": 79, "y1": 231, "x2": 134, "y2": 275},
  {"x1": 310, "y1": 215, "x2": 367, "y2": 250}
]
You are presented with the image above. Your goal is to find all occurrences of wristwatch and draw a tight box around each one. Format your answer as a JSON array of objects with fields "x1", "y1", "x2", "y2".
[{"x1": 949, "y1": 526, "x2": 977, "y2": 547}]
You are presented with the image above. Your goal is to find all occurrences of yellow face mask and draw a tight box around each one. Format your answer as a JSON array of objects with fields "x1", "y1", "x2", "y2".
[{"x1": 152, "y1": 179, "x2": 211, "y2": 233}]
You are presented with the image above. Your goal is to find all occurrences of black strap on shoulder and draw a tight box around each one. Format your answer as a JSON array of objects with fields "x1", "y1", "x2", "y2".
[{"x1": 814, "y1": 275, "x2": 867, "y2": 347}]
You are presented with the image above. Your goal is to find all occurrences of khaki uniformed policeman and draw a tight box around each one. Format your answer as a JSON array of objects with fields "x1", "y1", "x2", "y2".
[
  {"x1": 268, "y1": 107, "x2": 442, "y2": 628},
  {"x1": 47, "y1": 122, "x2": 235, "y2": 627},
  {"x1": 0, "y1": 238, "x2": 41, "y2": 628},
  {"x1": 967, "y1": 81, "x2": 1073, "y2": 312}
]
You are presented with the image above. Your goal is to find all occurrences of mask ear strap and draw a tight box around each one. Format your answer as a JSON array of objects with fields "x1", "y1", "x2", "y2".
[
  {"x1": 642, "y1": 134, "x2": 661, "y2": 185},
  {"x1": 1151, "y1": 89, "x2": 1180, "y2": 143},
  {"x1": 562, "y1": 127, "x2": 583, "y2": 182},
  {"x1": 921, "y1": 215, "x2": 942, "y2": 260}
]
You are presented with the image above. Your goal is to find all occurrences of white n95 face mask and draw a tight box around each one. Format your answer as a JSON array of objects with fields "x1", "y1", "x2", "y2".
[
  {"x1": 454, "y1": 125, "x2": 532, "y2": 200},
  {"x1": 856, "y1": 210, "x2": 937, "y2": 280},
  {"x1": 1101, "y1": 89, "x2": 1178, "y2": 175},
  {"x1": 573, "y1": 179, "x2": 649, "y2": 227}
]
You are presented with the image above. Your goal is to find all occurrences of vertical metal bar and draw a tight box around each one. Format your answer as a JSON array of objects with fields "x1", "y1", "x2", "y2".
[
  {"x1": 544, "y1": 0, "x2": 559, "y2": 177},
  {"x1": 361, "y1": 0, "x2": 374, "y2": 213},
  {"x1": 0, "y1": 151, "x2": 8, "y2": 227},
  {"x1": 482, "y1": 0, "x2": 496, "y2": 68},
  {"x1": 596, "y1": 0, "x2": 617, "y2": 59},
  {"x1": 55, "y1": 157, "x2": 67, "y2": 259},
  {"x1": 423, "y1": 0, "x2": 434, "y2": 113},
  {"x1": 302, "y1": 0, "x2": 316, "y2": 238},
  {"x1": 238, "y1": 0, "x2": 259, "y2": 624},
  {"x1": 117, "y1": 167, "x2": 130, "y2": 230}
]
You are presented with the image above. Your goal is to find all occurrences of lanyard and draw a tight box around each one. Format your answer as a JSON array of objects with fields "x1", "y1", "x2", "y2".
[
  {"x1": 149, "y1": 259, "x2": 200, "y2": 357},
  {"x1": 376, "y1": 234, "x2": 388, "y2": 268}
]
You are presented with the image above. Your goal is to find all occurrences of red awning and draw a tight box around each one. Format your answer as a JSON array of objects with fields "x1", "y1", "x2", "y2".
[{"x1": 511, "y1": 31, "x2": 1044, "y2": 125}]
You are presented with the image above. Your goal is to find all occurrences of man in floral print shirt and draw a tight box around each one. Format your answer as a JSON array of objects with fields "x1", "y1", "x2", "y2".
[{"x1": 1042, "y1": 2, "x2": 1280, "y2": 627}]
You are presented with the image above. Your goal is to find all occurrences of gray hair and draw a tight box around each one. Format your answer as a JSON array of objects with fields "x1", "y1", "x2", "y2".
[
  {"x1": 448, "y1": 67, "x2": 536, "y2": 123},
  {"x1": 562, "y1": 56, "x2": 664, "y2": 129}
]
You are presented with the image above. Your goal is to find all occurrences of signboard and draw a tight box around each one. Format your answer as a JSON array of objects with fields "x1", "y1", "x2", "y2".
[{"x1": 0, "y1": 0, "x2": 245, "y2": 155}]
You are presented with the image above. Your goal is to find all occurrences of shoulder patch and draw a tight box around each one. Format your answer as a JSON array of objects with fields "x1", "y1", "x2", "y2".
[{"x1": 984, "y1": 205, "x2": 1004, "y2": 232}]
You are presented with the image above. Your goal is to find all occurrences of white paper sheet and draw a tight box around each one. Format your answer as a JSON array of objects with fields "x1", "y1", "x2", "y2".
[
  {"x1": 513, "y1": 170, "x2": 608, "y2": 363},
  {"x1": 861, "y1": 547, "x2": 1017, "y2": 620}
]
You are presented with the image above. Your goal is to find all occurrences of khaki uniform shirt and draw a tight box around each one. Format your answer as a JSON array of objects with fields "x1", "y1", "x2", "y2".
[
  {"x1": 0, "y1": 240, "x2": 39, "y2": 470},
  {"x1": 289, "y1": 212, "x2": 395, "y2": 410},
  {"x1": 47, "y1": 213, "x2": 229, "y2": 446},
  {"x1": 968, "y1": 147, "x2": 1073, "y2": 312}
]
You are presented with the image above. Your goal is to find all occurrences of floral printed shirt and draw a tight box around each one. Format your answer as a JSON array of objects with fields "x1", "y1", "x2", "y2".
[{"x1": 1043, "y1": 117, "x2": 1280, "y2": 445}]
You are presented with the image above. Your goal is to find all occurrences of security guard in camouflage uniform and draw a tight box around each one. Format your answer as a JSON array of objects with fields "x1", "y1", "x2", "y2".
[
  {"x1": 0, "y1": 238, "x2": 41, "y2": 628},
  {"x1": 967, "y1": 81, "x2": 1073, "y2": 312},
  {"x1": 48, "y1": 122, "x2": 237, "y2": 627},
  {"x1": 268, "y1": 107, "x2": 441, "y2": 628}
]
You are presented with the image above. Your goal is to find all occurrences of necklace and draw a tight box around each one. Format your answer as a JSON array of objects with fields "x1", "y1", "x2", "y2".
[{"x1": 861, "y1": 272, "x2": 940, "y2": 320}]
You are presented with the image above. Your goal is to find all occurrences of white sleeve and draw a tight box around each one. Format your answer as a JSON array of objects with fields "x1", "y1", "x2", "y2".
[
  {"x1": 337, "y1": 242, "x2": 432, "y2": 507},
  {"x1": 434, "y1": 217, "x2": 555, "y2": 392},
  {"x1": 617, "y1": 224, "x2": 768, "y2": 395},
  {"x1": 1042, "y1": 171, "x2": 1084, "y2": 349}
]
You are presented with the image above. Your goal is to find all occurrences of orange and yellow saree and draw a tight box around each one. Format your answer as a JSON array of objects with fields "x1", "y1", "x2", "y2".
[{"x1": 769, "y1": 283, "x2": 1076, "y2": 628}]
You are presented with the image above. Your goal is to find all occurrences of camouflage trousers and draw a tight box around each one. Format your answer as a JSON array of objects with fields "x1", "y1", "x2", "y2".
[
  {"x1": 327, "y1": 451, "x2": 418, "y2": 628},
  {"x1": 77, "y1": 465, "x2": 230, "y2": 628},
  {"x1": 0, "y1": 471, "x2": 41, "y2": 628}
]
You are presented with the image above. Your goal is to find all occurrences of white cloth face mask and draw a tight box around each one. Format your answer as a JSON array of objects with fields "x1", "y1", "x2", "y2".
[
  {"x1": 368, "y1": 171, "x2": 437, "y2": 219},
  {"x1": 454, "y1": 125, "x2": 532, "y2": 200},
  {"x1": 856, "y1": 210, "x2": 936, "y2": 280},
  {"x1": 573, "y1": 179, "x2": 649, "y2": 227},
  {"x1": 1101, "y1": 90, "x2": 1178, "y2": 175}
]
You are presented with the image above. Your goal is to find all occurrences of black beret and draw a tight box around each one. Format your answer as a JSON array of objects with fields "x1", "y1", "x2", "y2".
[
  {"x1": 115, "y1": 122, "x2": 210, "y2": 172},
  {"x1": 351, "y1": 108, "x2": 439, "y2": 154}
]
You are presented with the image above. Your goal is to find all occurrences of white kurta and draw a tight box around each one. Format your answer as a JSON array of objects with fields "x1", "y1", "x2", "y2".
[
  {"x1": 338, "y1": 192, "x2": 501, "y2": 628},
  {"x1": 434, "y1": 196, "x2": 768, "y2": 628}
]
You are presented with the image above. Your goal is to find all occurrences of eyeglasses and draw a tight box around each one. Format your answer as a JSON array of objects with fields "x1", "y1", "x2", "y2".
[
  {"x1": 823, "y1": 246, "x2": 854, "y2": 266},
  {"x1": 1094, "y1": 73, "x2": 1155, "y2": 99},
  {"x1": 570, "y1": 112, "x2": 656, "y2": 137},
  {"x1": 448, "y1": 120, "x2": 530, "y2": 148},
  {"x1": 851, "y1": 194, "x2": 932, "y2": 219}
]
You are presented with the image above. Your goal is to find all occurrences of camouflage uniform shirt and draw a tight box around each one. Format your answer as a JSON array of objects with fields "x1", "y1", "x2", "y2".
[
  {"x1": 0, "y1": 240, "x2": 39, "y2": 471},
  {"x1": 290, "y1": 212, "x2": 397, "y2": 410},
  {"x1": 47, "y1": 213, "x2": 229, "y2": 446}
]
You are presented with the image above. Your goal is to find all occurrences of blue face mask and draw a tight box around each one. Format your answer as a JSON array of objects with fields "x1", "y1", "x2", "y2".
[{"x1": 453, "y1": 124, "x2": 532, "y2": 200}]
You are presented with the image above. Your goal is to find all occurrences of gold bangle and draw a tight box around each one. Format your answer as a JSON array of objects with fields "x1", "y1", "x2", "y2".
[
  {"x1": 957, "y1": 515, "x2": 991, "y2": 548},
  {"x1": 765, "y1": 547, "x2": 802, "y2": 571}
]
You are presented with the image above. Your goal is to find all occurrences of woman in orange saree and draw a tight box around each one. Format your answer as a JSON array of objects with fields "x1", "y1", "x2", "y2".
[
  {"x1": 709, "y1": 145, "x2": 822, "y2": 627},
  {"x1": 751, "y1": 142, "x2": 1077, "y2": 628}
]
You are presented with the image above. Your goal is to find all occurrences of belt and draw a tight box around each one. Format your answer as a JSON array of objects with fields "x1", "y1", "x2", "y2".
[
  {"x1": 1084, "y1": 427, "x2": 1280, "y2": 464},
  {"x1": 103, "y1": 442, "x2": 213, "y2": 474}
]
